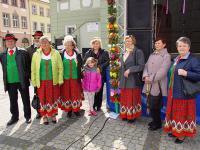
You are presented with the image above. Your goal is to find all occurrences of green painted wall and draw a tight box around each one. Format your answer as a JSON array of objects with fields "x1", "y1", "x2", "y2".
[{"x1": 50, "y1": 0, "x2": 108, "y2": 51}]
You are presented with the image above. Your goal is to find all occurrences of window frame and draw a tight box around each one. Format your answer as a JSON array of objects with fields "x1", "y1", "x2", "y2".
[
  {"x1": 11, "y1": 0, "x2": 18, "y2": 7},
  {"x1": 21, "y1": 16, "x2": 27, "y2": 29},
  {"x1": 32, "y1": 5, "x2": 37, "y2": 15},
  {"x1": 33, "y1": 22, "x2": 38, "y2": 32},
  {"x1": 20, "y1": 0, "x2": 26, "y2": 9},
  {"x1": 2, "y1": 13, "x2": 10, "y2": 27},
  {"x1": 40, "y1": 23, "x2": 45, "y2": 33},
  {"x1": 39, "y1": 7, "x2": 44, "y2": 16},
  {"x1": 2, "y1": 0, "x2": 8, "y2": 4},
  {"x1": 12, "y1": 14, "x2": 19, "y2": 28}
]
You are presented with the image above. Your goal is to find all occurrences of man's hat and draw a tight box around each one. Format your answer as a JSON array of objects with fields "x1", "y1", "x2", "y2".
[
  {"x1": 3, "y1": 34, "x2": 18, "y2": 41},
  {"x1": 32, "y1": 31, "x2": 43, "y2": 37}
]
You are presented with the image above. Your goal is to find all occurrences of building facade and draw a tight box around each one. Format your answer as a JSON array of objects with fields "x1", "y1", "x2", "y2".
[
  {"x1": 50, "y1": 0, "x2": 108, "y2": 52},
  {"x1": 0, "y1": 0, "x2": 51, "y2": 51},
  {"x1": 29, "y1": 0, "x2": 51, "y2": 40},
  {"x1": 0, "y1": 0, "x2": 31, "y2": 51}
]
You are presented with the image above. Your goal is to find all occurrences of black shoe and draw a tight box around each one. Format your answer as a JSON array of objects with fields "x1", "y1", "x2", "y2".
[
  {"x1": 122, "y1": 118, "x2": 127, "y2": 121},
  {"x1": 175, "y1": 138, "x2": 185, "y2": 144},
  {"x1": 74, "y1": 112, "x2": 81, "y2": 117},
  {"x1": 148, "y1": 121, "x2": 154, "y2": 127},
  {"x1": 67, "y1": 111, "x2": 72, "y2": 118},
  {"x1": 168, "y1": 133, "x2": 176, "y2": 138},
  {"x1": 43, "y1": 121, "x2": 49, "y2": 125},
  {"x1": 25, "y1": 118, "x2": 32, "y2": 124},
  {"x1": 148, "y1": 125, "x2": 162, "y2": 131},
  {"x1": 36, "y1": 113, "x2": 41, "y2": 119},
  {"x1": 7, "y1": 118, "x2": 19, "y2": 126},
  {"x1": 52, "y1": 120, "x2": 57, "y2": 124},
  {"x1": 96, "y1": 108, "x2": 101, "y2": 111},
  {"x1": 128, "y1": 119, "x2": 136, "y2": 123}
]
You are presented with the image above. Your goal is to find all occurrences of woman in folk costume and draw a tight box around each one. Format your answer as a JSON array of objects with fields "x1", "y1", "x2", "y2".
[
  {"x1": 164, "y1": 37, "x2": 200, "y2": 144},
  {"x1": 31, "y1": 36, "x2": 63, "y2": 125},
  {"x1": 119, "y1": 35, "x2": 145, "y2": 123},
  {"x1": 59, "y1": 36, "x2": 84, "y2": 118}
]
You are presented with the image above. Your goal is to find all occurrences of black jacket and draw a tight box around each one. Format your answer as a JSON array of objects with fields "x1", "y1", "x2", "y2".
[
  {"x1": 61, "y1": 49, "x2": 83, "y2": 82},
  {"x1": 0, "y1": 48, "x2": 31, "y2": 91},
  {"x1": 26, "y1": 44, "x2": 37, "y2": 60},
  {"x1": 83, "y1": 48, "x2": 109, "y2": 82}
]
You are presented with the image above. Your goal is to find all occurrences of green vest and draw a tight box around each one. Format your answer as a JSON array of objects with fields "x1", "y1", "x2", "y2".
[
  {"x1": 40, "y1": 59, "x2": 53, "y2": 80},
  {"x1": 7, "y1": 53, "x2": 20, "y2": 83},
  {"x1": 63, "y1": 58, "x2": 78, "y2": 79}
]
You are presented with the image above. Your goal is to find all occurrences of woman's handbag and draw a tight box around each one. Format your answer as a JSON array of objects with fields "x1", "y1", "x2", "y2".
[
  {"x1": 182, "y1": 77, "x2": 200, "y2": 97},
  {"x1": 31, "y1": 94, "x2": 40, "y2": 110},
  {"x1": 181, "y1": 58, "x2": 200, "y2": 97}
]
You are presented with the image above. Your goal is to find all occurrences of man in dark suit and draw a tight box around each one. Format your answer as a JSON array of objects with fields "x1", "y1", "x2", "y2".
[
  {"x1": 0, "y1": 34, "x2": 31, "y2": 126},
  {"x1": 26, "y1": 31, "x2": 43, "y2": 119}
]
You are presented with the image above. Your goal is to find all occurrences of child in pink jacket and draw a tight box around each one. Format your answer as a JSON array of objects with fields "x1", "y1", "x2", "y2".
[{"x1": 82, "y1": 57, "x2": 102, "y2": 116}]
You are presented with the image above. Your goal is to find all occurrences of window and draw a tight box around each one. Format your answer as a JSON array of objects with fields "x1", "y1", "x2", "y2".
[
  {"x1": 33, "y1": 22, "x2": 37, "y2": 31},
  {"x1": 46, "y1": 8, "x2": 50, "y2": 17},
  {"x1": 3, "y1": 13, "x2": 10, "y2": 27},
  {"x1": 11, "y1": 0, "x2": 17, "y2": 6},
  {"x1": 40, "y1": 23, "x2": 45, "y2": 33},
  {"x1": 32, "y1": 5, "x2": 37, "y2": 15},
  {"x1": 60, "y1": 2, "x2": 69, "y2": 10},
  {"x1": 65, "y1": 26, "x2": 76, "y2": 35},
  {"x1": 47, "y1": 24, "x2": 51, "y2": 33},
  {"x1": 2, "y1": 0, "x2": 8, "y2": 4},
  {"x1": 20, "y1": 0, "x2": 26, "y2": 8},
  {"x1": 21, "y1": 16, "x2": 27, "y2": 29},
  {"x1": 13, "y1": 14, "x2": 19, "y2": 28},
  {"x1": 39, "y1": 7, "x2": 44, "y2": 16}
]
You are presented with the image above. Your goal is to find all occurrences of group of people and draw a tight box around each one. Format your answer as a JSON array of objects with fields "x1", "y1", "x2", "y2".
[
  {"x1": 0, "y1": 31, "x2": 109, "y2": 126},
  {"x1": 120, "y1": 35, "x2": 200, "y2": 144},
  {"x1": 0, "y1": 31, "x2": 200, "y2": 144}
]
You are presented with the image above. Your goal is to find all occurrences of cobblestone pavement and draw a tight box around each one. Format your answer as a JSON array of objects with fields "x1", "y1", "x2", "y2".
[{"x1": 0, "y1": 67, "x2": 200, "y2": 150}]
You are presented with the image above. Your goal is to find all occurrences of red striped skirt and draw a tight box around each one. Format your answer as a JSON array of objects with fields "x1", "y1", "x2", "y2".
[
  {"x1": 59, "y1": 79, "x2": 83, "y2": 112},
  {"x1": 120, "y1": 88, "x2": 142, "y2": 120},
  {"x1": 37, "y1": 80, "x2": 60, "y2": 117},
  {"x1": 164, "y1": 91, "x2": 196, "y2": 137}
]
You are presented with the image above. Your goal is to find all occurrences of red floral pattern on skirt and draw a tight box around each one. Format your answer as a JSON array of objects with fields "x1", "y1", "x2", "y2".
[
  {"x1": 59, "y1": 79, "x2": 83, "y2": 112},
  {"x1": 120, "y1": 88, "x2": 142, "y2": 120},
  {"x1": 37, "y1": 80, "x2": 60, "y2": 117},
  {"x1": 164, "y1": 89, "x2": 196, "y2": 138}
]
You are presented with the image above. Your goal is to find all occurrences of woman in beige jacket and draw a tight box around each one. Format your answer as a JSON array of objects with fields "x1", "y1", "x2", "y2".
[{"x1": 143, "y1": 38, "x2": 171, "y2": 131}]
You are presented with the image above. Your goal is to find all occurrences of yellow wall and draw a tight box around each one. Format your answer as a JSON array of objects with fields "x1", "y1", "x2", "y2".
[{"x1": 29, "y1": 0, "x2": 51, "y2": 39}]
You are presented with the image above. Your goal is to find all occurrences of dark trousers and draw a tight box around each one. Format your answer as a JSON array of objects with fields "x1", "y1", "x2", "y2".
[
  {"x1": 7, "y1": 83, "x2": 31, "y2": 120},
  {"x1": 149, "y1": 96, "x2": 162, "y2": 127},
  {"x1": 150, "y1": 108, "x2": 162, "y2": 127},
  {"x1": 93, "y1": 82, "x2": 104, "y2": 109}
]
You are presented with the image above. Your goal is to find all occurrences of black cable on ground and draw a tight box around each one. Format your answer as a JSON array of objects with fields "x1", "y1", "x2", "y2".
[
  {"x1": 81, "y1": 117, "x2": 110, "y2": 150},
  {"x1": 65, "y1": 113, "x2": 105, "y2": 150}
]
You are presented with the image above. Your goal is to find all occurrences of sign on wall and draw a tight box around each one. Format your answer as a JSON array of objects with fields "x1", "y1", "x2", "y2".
[{"x1": 87, "y1": 22, "x2": 99, "y2": 32}]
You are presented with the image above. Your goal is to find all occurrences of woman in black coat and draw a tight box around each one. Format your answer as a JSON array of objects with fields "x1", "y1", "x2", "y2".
[{"x1": 83, "y1": 38, "x2": 109, "y2": 111}]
